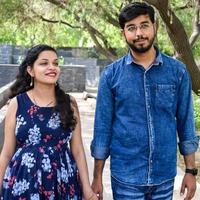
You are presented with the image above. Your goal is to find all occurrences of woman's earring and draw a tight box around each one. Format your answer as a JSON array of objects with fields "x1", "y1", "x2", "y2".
[{"x1": 30, "y1": 77, "x2": 34, "y2": 86}]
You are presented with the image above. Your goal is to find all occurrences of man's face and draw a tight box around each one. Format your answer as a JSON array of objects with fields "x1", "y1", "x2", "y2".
[{"x1": 123, "y1": 14, "x2": 156, "y2": 53}]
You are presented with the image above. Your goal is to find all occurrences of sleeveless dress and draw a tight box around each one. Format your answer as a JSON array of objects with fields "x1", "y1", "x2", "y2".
[{"x1": 1, "y1": 92, "x2": 82, "y2": 200}]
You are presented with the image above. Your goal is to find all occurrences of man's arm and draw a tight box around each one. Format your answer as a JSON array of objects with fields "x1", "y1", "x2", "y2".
[
  {"x1": 184, "y1": 153, "x2": 196, "y2": 169},
  {"x1": 180, "y1": 153, "x2": 197, "y2": 200},
  {"x1": 176, "y1": 68, "x2": 199, "y2": 200},
  {"x1": 91, "y1": 159, "x2": 106, "y2": 200},
  {"x1": 90, "y1": 68, "x2": 114, "y2": 200}
]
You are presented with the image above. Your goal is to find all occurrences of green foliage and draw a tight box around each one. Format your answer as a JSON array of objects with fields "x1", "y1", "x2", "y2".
[
  {"x1": 0, "y1": 23, "x2": 17, "y2": 44},
  {"x1": 156, "y1": 20, "x2": 174, "y2": 55},
  {"x1": 0, "y1": 0, "x2": 200, "y2": 59},
  {"x1": 174, "y1": 6, "x2": 200, "y2": 59},
  {"x1": 58, "y1": 56, "x2": 64, "y2": 65},
  {"x1": 155, "y1": 1, "x2": 200, "y2": 57},
  {"x1": 0, "y1": 0, "x2": 88, "y2": 47},
  {"x1": 194, "y1": 93, "x2": 200, "y2": 133}
]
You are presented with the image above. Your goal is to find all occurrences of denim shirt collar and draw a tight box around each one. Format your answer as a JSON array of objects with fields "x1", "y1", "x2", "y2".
[{"x1": 126, "y1": 46, "x2": 163, "y2": 67}]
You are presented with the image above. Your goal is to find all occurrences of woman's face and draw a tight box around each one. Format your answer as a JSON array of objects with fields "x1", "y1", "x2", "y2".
[{"x1": 27, "y1": 50, "x2": 60, "y2": 86}]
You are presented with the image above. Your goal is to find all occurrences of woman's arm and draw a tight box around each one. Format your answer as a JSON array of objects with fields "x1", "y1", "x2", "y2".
[
  {"x1": 70, "y1": 97, "x2": 97, "y2": 200},
  {"x1": 0, "y1": 98, "x2": 17, "y2": 189}
]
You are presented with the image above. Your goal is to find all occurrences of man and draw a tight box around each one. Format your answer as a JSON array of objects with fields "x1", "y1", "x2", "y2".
[{"x1": 90, "y1": 2, "x2": 199, "y2": 200}]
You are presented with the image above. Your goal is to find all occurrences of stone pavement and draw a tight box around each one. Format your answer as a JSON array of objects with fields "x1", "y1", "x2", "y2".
[{"x1": 71, "y1": 92, "x2": 200, "y2": 200}]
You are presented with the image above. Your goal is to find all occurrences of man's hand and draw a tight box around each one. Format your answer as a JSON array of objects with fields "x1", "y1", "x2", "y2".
[
  {"x1": 91, "y1": 177, "x2": 103, "y2": 200},
  {"x1": 180, "y1": 173, "x2": 196, "y2": 200},
  {"x1": 92, "y1": 159, "x2": 106, "y2": 200}
]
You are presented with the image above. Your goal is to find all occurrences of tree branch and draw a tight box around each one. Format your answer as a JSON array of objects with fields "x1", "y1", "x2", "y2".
[
  {"x1": 45, "y1": 0, "x2": 117, "y2": 60},
  {"x1": 87, "y1": 28, "x2": 117, "y2": 61},
  {"x1": 45, "y1": 0, "x2": 68, "y2": 8},
  {"x1": 189, "y1": 0, "x2": 200, "y2": 47},
  {"x1": 46, "y1": 0, "x2": 67, "y2": 9},
  {"x1": 73, "y1": 12, "x2": 112, "y2": 49},
  {"x1": 83, "y1": 19, "x2": 117, "y2": 60},
  {"x1": 30, "y1": 7, "x2": 81, "y2": 29},
  {"x1": 94, "y1": 3, "x2": 119, "y2": 27},
  {"x1": 40, "y1": 16, "x2": 81, "y2": 29},
  {"x1": 145, "y1": 0, "x2": 200, "y2": 94},
  {"x1": 144, "y1": 0, "x2": 168, "y2": 8},
  {"x1": 104, "y1": 12, "x2": 119, "y2": 28},
  {"x1": 174, "y1": 1, "x2": 193, "y2": 11}
]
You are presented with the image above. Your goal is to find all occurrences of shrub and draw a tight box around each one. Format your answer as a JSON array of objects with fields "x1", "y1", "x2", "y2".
[{"x1": 193, "y1": 93, "x2": 200, "y2": 134}]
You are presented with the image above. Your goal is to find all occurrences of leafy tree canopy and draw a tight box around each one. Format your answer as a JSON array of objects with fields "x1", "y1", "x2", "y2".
[
  {"x1": 0, "y1": 0, "x2": 200, "y2": 93},
  {"x1": 0, "y1": 0, "x2": 199, "y2": 57}
]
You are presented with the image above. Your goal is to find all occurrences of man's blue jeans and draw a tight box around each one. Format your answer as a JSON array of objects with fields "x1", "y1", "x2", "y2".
[{"x1": 111, "y1": 176, "x2": 174, "y2": 200}]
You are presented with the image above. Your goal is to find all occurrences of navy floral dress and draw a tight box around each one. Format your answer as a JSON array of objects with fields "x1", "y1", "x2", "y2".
[{"x1": 1, "y1": 92, "x2": 82, "y2": 200}]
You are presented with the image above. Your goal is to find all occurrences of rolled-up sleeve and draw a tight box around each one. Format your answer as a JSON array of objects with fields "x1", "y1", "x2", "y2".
[
  {"x1": 177, "y1": 68, "x2": 199, "y2": 155},
  {"x1": 90, "y1": 68, "x2": 114, "y2": 160}
]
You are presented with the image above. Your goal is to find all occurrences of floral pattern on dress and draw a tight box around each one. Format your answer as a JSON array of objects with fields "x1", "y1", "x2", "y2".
[
  {"x1": 47, "y1": 113, "x2": 61, "y2": 130},
  {"x1": 26, "y1": 124, "x2": 41, "y2": 145},
  {"x1": 16, "y1": 115, "x2": 27, "y2": 134},
  {"x1": 37, "y1": 113, "x2": 45, "y2": 121},
  {"x1": 61, "y1": 164, "x2": 69, "y2": 183},
  {"x1": 21, "y1": 153, "x2": 36, "y2": 172},
  {"x1": 2, "y1": 167, "x2": 11, "y2": 189},
  {"x1": 1, "y1": 92, "x2": 82, "y2": 199},
  {"x1": 42, "y1": 154, "x2": 51, "y2": 172},
  {"x1": 27, "y1": 105, "x2": 38, "y2": 118},
  {"x1": 36, "y1": 170, "x2": 42, "y2": 186},
  {"x1": 30, "y1": 193, "x2": 40, "y2": 200},
  {"x1": 11, "y1": 147, "x2": 22, "y2": 161},
  {"x1": 12, "y1": 179, "x2": 30, "y2": 196}
]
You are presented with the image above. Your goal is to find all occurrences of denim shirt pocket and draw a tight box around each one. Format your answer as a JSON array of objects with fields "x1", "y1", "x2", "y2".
[{"x1": 155, "y1": 84, "x2": 176, "y2": 109}]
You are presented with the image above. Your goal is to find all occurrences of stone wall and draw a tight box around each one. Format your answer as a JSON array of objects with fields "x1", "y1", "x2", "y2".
[
  {"x1": 0, "y1": 64, "x2": 19, "y2": 88},
  {"x1": 59, "y1": 65, "x2": 85, "y2": 92},
  {"x1": 0, "y1": 45, "x2": 13, "y2": 64},
  {"x1": 0, "y1": 64, "x2": 85, "y2": 92},
  {"x1": 0, "y1": 82, "x2": 13, "y2": 151},
  {"x1": 0, "y1": 45, "x2": 95, "y2": 65},
  {"x1": 0, "y1": 45, "x2": 113, "y2": 88}
]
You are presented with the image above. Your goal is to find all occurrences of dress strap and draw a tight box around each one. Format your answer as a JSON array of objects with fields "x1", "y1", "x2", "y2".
[{"x1": 16, "y1": 92, "x2": 32, "y2": 116}]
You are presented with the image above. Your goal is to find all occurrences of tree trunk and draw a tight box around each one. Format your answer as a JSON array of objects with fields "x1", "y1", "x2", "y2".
[{"x1": 145, "y1": 0, "x2": 200, "y2": 94}]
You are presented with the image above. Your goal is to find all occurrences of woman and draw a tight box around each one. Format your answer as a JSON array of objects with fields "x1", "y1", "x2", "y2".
[{"x1": 0, "y1": 44, "x2": 97, "y2": 200}]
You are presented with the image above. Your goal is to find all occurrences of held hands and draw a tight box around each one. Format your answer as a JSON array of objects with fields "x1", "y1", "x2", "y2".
[
  {"x1": 180, "y1": 173, "x2": 196, "y2": 200},
  {"x1": 91, "y1": 177, "x2": 103, "y2": 200},
  {"x1": 83, "y1": 187, "x2": 98, "y2": 200},
  {"x1": 87, "y1": 192, "x2": 98, "y2": 200}
]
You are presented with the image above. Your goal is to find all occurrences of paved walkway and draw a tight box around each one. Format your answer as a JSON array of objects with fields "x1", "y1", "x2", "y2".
[{"x1": 72, "y1": 92, "x2": 200, "y2": 200}]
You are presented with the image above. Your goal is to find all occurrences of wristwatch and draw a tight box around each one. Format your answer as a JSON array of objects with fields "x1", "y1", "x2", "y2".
[{"x1": 185, "y1": 168, "x2": 198, "y2": 176}]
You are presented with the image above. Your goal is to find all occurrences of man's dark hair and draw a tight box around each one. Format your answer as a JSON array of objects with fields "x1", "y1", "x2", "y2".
[{"x1": 119, "y1": 2, "x2": 155, "y2": 29}]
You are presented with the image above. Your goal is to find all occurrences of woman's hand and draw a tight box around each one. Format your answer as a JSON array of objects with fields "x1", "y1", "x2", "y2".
[{"x1": 83, "y1": 187, "x2": 98, "y2": 200}]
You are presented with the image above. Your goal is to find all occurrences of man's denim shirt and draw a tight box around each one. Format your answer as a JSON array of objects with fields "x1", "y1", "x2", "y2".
[{"x1": 91, "y1": 48, "x2": 199, "y2": 186}]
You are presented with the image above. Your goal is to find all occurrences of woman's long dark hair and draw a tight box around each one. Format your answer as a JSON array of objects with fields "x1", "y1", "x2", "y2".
[{"x1": 9, "y1": 44, "x2": 76, "y2": 130}]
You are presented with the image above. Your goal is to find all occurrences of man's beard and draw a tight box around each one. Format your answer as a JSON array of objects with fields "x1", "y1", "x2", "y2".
[{"x1": 126, "y1": 35, "x2": 155, "y2": 53}]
